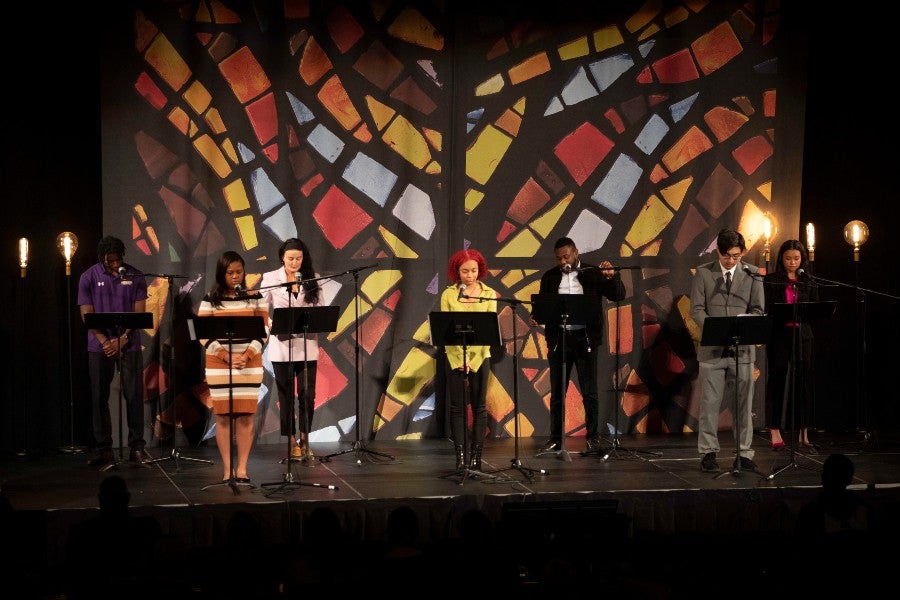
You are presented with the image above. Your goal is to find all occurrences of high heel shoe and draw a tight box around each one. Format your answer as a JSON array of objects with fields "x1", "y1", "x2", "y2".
[{"x1": 771, "y1": 441, "x2": 785, "y2": 451}]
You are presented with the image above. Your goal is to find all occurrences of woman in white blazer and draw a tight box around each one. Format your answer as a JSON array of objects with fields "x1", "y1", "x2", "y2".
[{"x1": 260, "y1": 238, "x2": 325, "y2": 460}]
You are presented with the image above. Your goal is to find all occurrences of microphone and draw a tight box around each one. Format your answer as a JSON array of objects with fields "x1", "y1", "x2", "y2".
[
  {"x1": 118, "y1": 266, "x2": 127, "y2": 279},
  {"x1": 234, "y1": 284, "x2": 244, "y2": 296},
  {"x1": 742, "y1": 266, "x2": 763, "y2": 279},
  {"x1": 797, "y1": 269, "x2": 806, "y2": 277},
  {"x1": 458, "y1": 284, "x2": 467, "y2": 300},
  {"x1": 561, "y1": 264, "x2": 572, "y2": 273}
]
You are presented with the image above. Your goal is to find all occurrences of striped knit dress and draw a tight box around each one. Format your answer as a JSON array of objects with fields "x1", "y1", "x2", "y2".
[{"x1": 197, "y1": 294, "x2": 268, "y2": 415}]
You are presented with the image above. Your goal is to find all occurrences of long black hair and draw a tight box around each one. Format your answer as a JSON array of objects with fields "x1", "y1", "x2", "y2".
[
  {"x1": 279, "y1": 238, "x2": 319, "y2": 304},
  {"x1": 208, "y1": 250, "x2": 248, "y2": 308},
  {"x1": 774, "y1": 239, "x2": 809, "y2": 276}
]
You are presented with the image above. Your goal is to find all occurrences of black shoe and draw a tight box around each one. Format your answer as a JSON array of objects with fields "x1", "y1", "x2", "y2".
[
  {"x1": 129, "y1": 446, "x2": 151, "y2": 463},
  {"x1": 738, "y1": 457, "x2": 758, "y2": 471},
  {"x1": 538, "y1": 439, "x2": 561, "y2": 453},
  {"x1": 585, "y1": 437, "x2": 604, "y2": 452},
  {"x1": 88, "y1": 449, "x2": 115, "y2": 467},
  {"x1": 700, "y1": 453, "x2": 720, "y2": 472}
]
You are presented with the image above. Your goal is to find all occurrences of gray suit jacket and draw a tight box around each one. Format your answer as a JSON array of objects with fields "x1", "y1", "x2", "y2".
[{"x1": 690, "y1": 261, "x2": 765, "y2": 362}]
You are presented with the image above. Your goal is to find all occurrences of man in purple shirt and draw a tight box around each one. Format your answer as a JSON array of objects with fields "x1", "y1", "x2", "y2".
[{"x1": 77, "y1": 236, "x2": 149, "y2": 468}]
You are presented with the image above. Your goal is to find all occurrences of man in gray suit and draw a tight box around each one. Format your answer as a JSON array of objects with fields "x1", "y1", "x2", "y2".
[{"x1": 690, "y1": 229, "x2": 765, "y2": 472}]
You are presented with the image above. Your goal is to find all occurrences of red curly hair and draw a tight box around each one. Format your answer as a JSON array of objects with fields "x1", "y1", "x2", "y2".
[{"x1": 446, "y1": 249, "x2": 488, "y2": 283}]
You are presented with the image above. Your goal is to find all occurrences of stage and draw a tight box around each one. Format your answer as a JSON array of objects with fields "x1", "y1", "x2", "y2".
[{"x1": 2, "y1": 430, "x2": 899, "y2": 596}]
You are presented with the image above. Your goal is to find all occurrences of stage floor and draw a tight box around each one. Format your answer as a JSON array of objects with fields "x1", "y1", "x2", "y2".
[
  {"x1": 2, "y1": 429, "x2": 899, "y2": 597},
  {"x1": 3, "y1": 429, "x2": 898, "y2": 511},
  {"x1": 4, "y1": 430, "x2": 900, "y2": 508}
]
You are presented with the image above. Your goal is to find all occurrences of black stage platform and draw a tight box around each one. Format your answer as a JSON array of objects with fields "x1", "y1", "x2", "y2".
[{"x1": 2, "y1": 430, "x2": 899, "y2": 597}]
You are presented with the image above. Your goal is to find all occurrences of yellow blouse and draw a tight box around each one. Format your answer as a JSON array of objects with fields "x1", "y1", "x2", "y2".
[{"x1": 438, "y1": 282, "x2": 499, "y2": 371}]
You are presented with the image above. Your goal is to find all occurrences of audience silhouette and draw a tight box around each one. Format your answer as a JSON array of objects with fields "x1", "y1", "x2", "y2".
[{"x1": 64, "y1": 475, "x2": 163, "y2": 599}]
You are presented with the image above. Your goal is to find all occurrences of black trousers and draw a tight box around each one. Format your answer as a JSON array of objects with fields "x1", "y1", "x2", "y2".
[
  {"x1": 445, "y1": 357, "x2": 489, "y2": 447},
  {"x1": 547, "y1": 330, "x2": 599, "y2": 440},
  {"x1": 88, "y1": 350, "x2": 145, "y2": 449},
  {"x1": 274, "y1": 360, "x2": 317, "y2": 437}
]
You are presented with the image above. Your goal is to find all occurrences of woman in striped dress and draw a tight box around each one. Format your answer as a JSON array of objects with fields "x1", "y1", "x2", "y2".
[{"x1": 198, "y1": 251, "x2": 268, "y2": 482}]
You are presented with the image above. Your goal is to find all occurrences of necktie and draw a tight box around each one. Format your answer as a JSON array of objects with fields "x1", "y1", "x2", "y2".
[{"x1": 725, "y1": 270, "x2": 732, "y2": 294}]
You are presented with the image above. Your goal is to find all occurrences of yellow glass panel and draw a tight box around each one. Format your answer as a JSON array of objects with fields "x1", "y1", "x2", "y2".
[
  {"x1": 475, "y1": 73, "x2": 505, "y2": 97},
  {"x1": 220, "y1": 138, "x2": 237, "y2": 164},
  {"x1": 378, "y1": 225, "x2": 419, "y2": 258},
  {"x1": 663, "y1": 6, "x2": 690, "y2": 28},
  {"x1": 183, "y1": 80, "x2": 212, "y2": 114},
  {"x1": 486, "y1": 370, "x2": 513, "y2": 422},
  {"x1": 422, "y1": 127, "x2": 442, "y2": 151},
  {"x1": 496, "y1": 228, "x2": 541, "y2": 257},
  {"x1": 464, "y1": 188, "x2": 485, "y2": 213},
  {"x1": 516, "y1": 279, "x2": 541, "y2": 302},
  {"x1": 234, "y1": 215, "x2": 258, "y2": 250},
  {"x1": 625, "y1": 195, "x2": 673, "y2": 248},
  {"x1": 499, "y1": 268, "x2": 539, "y2": 288},
  {"x1": 641, "y1": 239, "x2": 662, "y2": 256},
  {"x1": 223, "y1": 179, "x2": 251, "y2": 211},
  {"x1": 466, "y1": 125, "x2": 512, "y2": 185},
  {"x1": 503, "y1": 411, "x2": 535, "y2": 438},
  {"x1": 360, "y1": 269, "x2": 403, "y2": 304},
  {"x1": 387, "y1": 7, "x2": 444, "y2": 50},
  {"x1": 593, "y1": 24, "x2": 624, "y2": 51},
  {"x1": 558, "y1": 36, "x2": 589, "y2": 60},
  {"x1": 512, "y1": 97, "x2": 526, "y2": 116},
  {"x1": 757, "y1": 181, "x2": 772, "y2": 202},
  {"x1": 385, "y1": 347, "x2": 436, "y2": 405},
  {"x1": 531, "y1": 193, "x2": 574, "y2": 239},
  {"x1": 328, "y1": 297, "x2": 373, "y2": 340},
  {"x1": 204, "y1": 108, "x2": 226, "y2": 135},
  {"x1": 192, "y1": 134, "x2": 232, "y2": 178},
  {"x1": 637, "y1": 23, "x2": 661, "y2": 41},
  {"x1": 366, "y1": 95, "x2": 395, "y2": 131},
  {"x1": 660, "y1": 176, "x2": 692, "y2": 211},
  {"x1": 412, "y1": 319, "x2": 430, "y2": 344},
  {"x1": 522, "y1": 333, "x2": 543, "y2": 359},
  {"x1": 145, "y1": 34, "x2": 192, "y2": 92},
  {"x1": 383, "y1": 116, "x2": 431, "y2": 169}
]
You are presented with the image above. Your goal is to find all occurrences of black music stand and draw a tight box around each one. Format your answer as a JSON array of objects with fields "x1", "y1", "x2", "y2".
[
  {"x1": 766, "y1": 301, "x2": 837, "y2": 481},
  {"x1": 189, "y1": 315, "x2": 266, "y2": 495},
  {"x1": 531, "y1": 293, "x2": 598, "y2": 462},
  {"x1": 430, "y1": 310, "x2": 503, "y2": 485},
  {"x1": 699, "y1": 314, "x2": 772, "y2": 478},
  {"x1": 84, "y1": 311, "x2": 154, "y2": 471},
  {"x1": 260, "y1": 305, "x2": 340, "y2": 496}
]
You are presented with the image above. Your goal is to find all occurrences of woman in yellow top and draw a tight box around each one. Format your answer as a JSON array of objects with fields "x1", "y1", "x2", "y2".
[{"x1": 439, "y1": 248, "x2": 498, "y2": 471}]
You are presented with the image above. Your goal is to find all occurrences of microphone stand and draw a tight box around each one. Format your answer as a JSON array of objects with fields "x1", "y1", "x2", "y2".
[
  {"x1": 582, "y1": 268, "x2": 660, "y2": 460},
  {"x1": 318, "y1": 264, "x2": 395, "y2": 465},
  {"x1": 144, "y1": 272, "x2": 213, "y2": 469},
  {"x1": 800, "y1": 273, "x2": 900, "y2": 451},
  {"x1": 471, "y1": 294, "x2": 545, "y2": 481},
  {"x1": 766, "y1": 281, "x2": 803, "y2": 481}
]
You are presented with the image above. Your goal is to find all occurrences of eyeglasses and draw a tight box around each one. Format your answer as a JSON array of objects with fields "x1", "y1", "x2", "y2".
[{"x1": 720, "y1": 252, "x2": 742, "y2": 261}]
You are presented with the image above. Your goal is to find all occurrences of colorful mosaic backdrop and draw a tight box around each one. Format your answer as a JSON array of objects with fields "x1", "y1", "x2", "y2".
[{"x1": 101, "y1": 1, "x2": 803, "y2": 445}]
